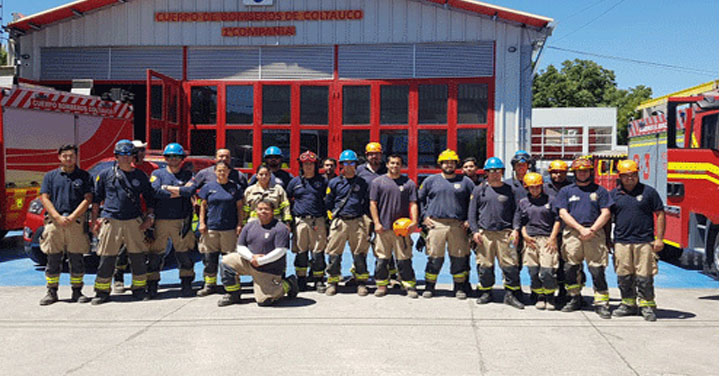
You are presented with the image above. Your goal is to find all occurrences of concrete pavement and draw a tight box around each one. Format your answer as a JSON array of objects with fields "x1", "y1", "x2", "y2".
[{"x1": 1, "y1": 285, "x2": 717, "y2": 376}]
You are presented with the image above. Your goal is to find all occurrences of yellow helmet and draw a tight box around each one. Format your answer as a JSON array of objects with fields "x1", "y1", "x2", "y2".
[
  {"x1": 393, "y1": 217, "x2": 413, "y2": 237},
  {"x1": 617, "y1": 159, "x2": 639, "y2": 175},
  {"x1": 365, "y1": 142, "x2": 382, "y2": 153},
  {"x1": 523, "y1": 172, "x2": 544, "y2": 187},
  {"x1": 570, "y1": 158, "x2": 593, "y2": 171},
  {"x1": 549, "y1": 160, "x2": 568, "y2": 172},
  {"x1": 437, "y1": 149, "x2": 460, "y2": 164}
]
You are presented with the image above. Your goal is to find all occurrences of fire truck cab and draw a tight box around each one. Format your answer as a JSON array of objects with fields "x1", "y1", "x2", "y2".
[{"x1": 628, "y1": 83, "x2": 719, "y2": 275}]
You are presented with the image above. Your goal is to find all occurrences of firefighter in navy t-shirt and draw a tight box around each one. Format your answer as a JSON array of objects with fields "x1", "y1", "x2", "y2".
[
  {"x1": 196, "y1": 161, "x2": 244, "y2": 297},
  {"x1": 514, "y1": 172, "x2": 562, "y2": 310},
  {"x1": 610, "y1": 160, "x2": 665, "y2": 322},
  {"x1": 325, "y1": 150, "x2": 370, "y2": 296},
  {"x1": 544, "y1": 159, "x2": 576, "y2": 304},
  {"x1": 91, "y1": 140, "x2": 156, "y2": 304},
  {"x1": 149, "y1": 143, "x2": 197, "y2": 298},
  {"x1": 38, "y1": 144, "x2": 93, "y2": 305},
  {"x1": 468, "y1": 157, "x2": 524, "y2": 309},
  {"x1": 286, "y1": 151, "x2": 328, "y2": 293},
  {"x1": 554, "y1": 158, "x2": 614, "y2": 319},
  {"x1": 218, "y1": 199, "x2": 299, "y2": 306},
  {"x1": 369, "y1": 154, "x2": 419, "y2": 298},
  {"x1": 418, "y1": 149, "x2": 475, "y2": 300}
]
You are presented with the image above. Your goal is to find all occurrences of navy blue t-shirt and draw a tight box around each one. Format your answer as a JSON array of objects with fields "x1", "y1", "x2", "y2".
[
  {"x1": 554, "y1": 183, "x2": 613, "y2": 227},
  {"x1": 198, "y1": 181, "x2": 243, "y2": 231},
  {"x1": 239, "y1": 219, "x2": 289, "y2": 276},
  {"x1": 150, "y1": 168, "x2": 194, "y2": 220},
  {"x1": 505, "y1": 177, "x2": 528, "y2": 206},
  {"x1": 325, "y1": 175, "x2": 367, "y2": 218},
  {"x1": 545, "y1": 180, "x2": 571, "y2": 203},
  {"x1": 369, "y1": 175, "x2": 417, "y2": 230},
  {"x1": 357, "y1": 163, "x2": 387, "y2": 215},
  {"x1": 40, "y1": 167, "x2": 93, "y2": 214},
  {"x1": 286, "y1": 175, "x2": 327, "y2": 218},
  {"x1": 418, "y1": 174, "x2": 475, "y2": 221},
  {"x1": 514, "y1": 194, "x2": 558, "y2": 237},
  {"x1": 468, "y1": 182, "x2": 516, "y2": 232},
  {"x1": 94, "y1": 167, "x2": 155, "y2": 220},
  {"x1": 611, "y1": 183, "x2": 663, "y2": 243}
]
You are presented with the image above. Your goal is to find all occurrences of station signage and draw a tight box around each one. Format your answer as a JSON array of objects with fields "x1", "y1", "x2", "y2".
[{"x1": 154, "y1": 9, "x2": 363, "y2": 37}]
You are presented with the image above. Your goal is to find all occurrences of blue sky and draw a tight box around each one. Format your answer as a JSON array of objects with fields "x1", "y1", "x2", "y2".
[{"x1": 3, "y1": 0, "x2": 718, "y2": 97}]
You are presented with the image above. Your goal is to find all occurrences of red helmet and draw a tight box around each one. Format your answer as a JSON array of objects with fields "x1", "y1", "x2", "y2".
[{"x1": 298, "y1": 151, "x2": 318, "y2": 164}]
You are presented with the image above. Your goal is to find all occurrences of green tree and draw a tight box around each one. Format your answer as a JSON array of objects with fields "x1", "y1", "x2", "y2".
[
  {"x1": 0, "y1": 45, "x2": 6, "y2": 66},
  {"x1": 533, "y1": 59, "x2": 652, "y2": 144}
]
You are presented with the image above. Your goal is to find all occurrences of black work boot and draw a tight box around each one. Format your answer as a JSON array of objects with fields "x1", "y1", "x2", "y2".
[
  {"x1": 504, "y1": 291, "x2": 525, "y2": 310},
  {"x1": 613, "y1": 304, "x2": 639, "y2": 317},
  {"x1": 217, "y1": 291, "x2": 241, "y2": 307},
  {"x1": 180, "y1": 277, "x2": 195, "y2": 298},
  {"x1": 595, "y1": 304, "x2": 612, "y2": 319},
  {"x1": 561, "y1": 296, "x2": 582, "y2": 312},
  {"x1": 297, "y1": 276, "x2": 308, "y2": 292},
  {"x1": 197, "y1": 284, "x2": 218, "y2": 297},
  {"x1": 422, "y1": 282, "x2": 436, "y2": 299},
  {"x1": 91, "y1": 291, "x2": 110, "y2": 305},
  {"x1": 640, "y1": 306, "x2": 657, "y2": 322},
  {"x1": 39, "y1": 288, "x2": 59, "y2": 306},
  {"x1": 476, "y1": 291, "x2": 492, "y2": 305},
  {"x1": 284, "y1": 275, "x2": 299, "y2": 299},
  {"x1": 454, "y1": 283, "x2": 468, "y2": 300},
  {"x1": 132, "y1": 288, "x2": 146, "y2": 301},
  {"x1": 71, "y1": 287, "x2": 91, "y2": 303},
  {"x1": 145, "y1": 281, "x2": 159, "y2": 300}
]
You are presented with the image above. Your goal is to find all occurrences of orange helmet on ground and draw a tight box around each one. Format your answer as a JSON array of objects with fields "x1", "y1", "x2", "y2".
[
  {"x1": 393, "y1": 217, "x2": 413, "y2": 237},
  {"x1": 549, "y1": 160, "x2": 568, "y2": 172},
  {"x1": 523, "y1": 172, "x2": 544, "y2": 187},
  {"x1": 617, "y1": 160, "x2": 639, "y2": 175},
  {"x1": 570, "y1": 158, "x2": 593, "y2": 171},
  {"x1": 365, "y1": 142, "x2": 382, "y2": 153}
]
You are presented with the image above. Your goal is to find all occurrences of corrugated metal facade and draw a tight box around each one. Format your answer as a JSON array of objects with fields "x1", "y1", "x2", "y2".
[{"x1": 17, "y1": 0, "x2": 551, "y2": 166}]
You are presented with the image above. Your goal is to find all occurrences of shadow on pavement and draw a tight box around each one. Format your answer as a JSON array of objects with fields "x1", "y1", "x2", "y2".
[
  {"x1": 655, "y1": 308, "x2": 696, "y2": 320},
  {"x1": 698, "y1": 295, "x2": 718, "y2": 300},
  {"x1": 272, "y1": 297, "x2": 316, "y2": 308}
]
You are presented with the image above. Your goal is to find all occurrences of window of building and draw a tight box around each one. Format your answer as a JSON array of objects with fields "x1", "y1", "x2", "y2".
[
  {"x1": 457, "y1": 128, "x2": 487, "y2": 164},
  {"x1": 301, "y1": 129, "x2": 329, "y2": 160},
  {"x1": 418, "y1": 129, "x2": 447, "y2": 169},
  {"x1": 190, "y1": 86, "x2": 217, "y2": 124},
  {"x1": 418, "y1": 84, "x2": 447, "y2": 124},
  {"x1": 380, "y1": 85, "x2": 409, "y2": 124},
  {"x1": 225, "y1": 129, "x2": 254, "y2": 168},
  {"x1": 226, "y1": 86, "x2": 254, "y2": 124},
  {"x1": 380, "y1": 129, "x2": 408, "y2": 163},
  {"x1": 342, "y1": 130, "x2": 370, "y2": 159},
  {"x1": 300, "y1": 86, "x2": 329, "y2": 125},
  {"x1": 191, "y1": 130, "x2": 216, "y2": 156},
  {"x1": 262, "y1": 85, "x2": 291, "y2": 124},
  {"x1": 343, "y1": 86, "x2": 371, "y2": 125},
  {"x1": 150, "y1": 85, "x2": 162, "y2": 120},
  {"x1": 457, "y1": 83, "x2": 488, "y2": 124}
]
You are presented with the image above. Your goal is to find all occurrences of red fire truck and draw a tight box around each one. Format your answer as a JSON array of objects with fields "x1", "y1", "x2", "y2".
[
  {"x1": 628, "y1": 92, "x2": 719, "y2": 274},
  {"x1": 0, "y1": 85, "x2": 134, "y2": 237}
]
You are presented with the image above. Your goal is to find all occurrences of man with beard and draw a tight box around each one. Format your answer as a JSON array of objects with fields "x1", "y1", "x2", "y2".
[{"x1": 248, "y1": 146, "x2": 293, "y2": 189}]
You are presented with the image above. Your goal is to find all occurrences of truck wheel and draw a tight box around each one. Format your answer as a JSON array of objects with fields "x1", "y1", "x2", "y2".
[
  {"x1": 703, "y1": 224, "x2": 718, "y2": 277},
  {"x1": 658, "y1": 244, "x2": 683, "y2": 262}
]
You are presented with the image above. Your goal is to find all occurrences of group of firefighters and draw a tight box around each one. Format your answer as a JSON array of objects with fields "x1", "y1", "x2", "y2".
[{"x1": 37, "y1": 139, "x2": 664, "y2": 321}]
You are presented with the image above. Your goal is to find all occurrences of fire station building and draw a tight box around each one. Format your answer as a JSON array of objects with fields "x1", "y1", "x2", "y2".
[{"x1": 7, "y1": 0, "x2": 553, "y2": 179}]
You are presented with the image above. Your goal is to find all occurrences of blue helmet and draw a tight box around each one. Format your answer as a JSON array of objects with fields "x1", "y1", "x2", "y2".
[
  {"x1": 483, "y1": 157, "x2": 504, "y2": 170},
  {"x1": 511, "y1": 150, "x2": 532, "y2": 166},
  {"x1": 114, "y1": 139, "x2": 134, "y2": 156},
  {"x1": 264, "y1": 146, "x2": 282, "y2": 158},
  {"x1": 339, "y1": 150, "x2": 358, "y2": 163},
  {"x1": 163, "y1": 143, "x2": 185, "y2": 157}
]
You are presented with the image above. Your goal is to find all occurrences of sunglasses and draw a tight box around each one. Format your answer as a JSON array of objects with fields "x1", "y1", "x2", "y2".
[
  {"x1": 487, "y1": 169, "x2": 503, "y2": 173},
  {"x1": 341, "y1": 161, "x2": 357, "y2": 166}
]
